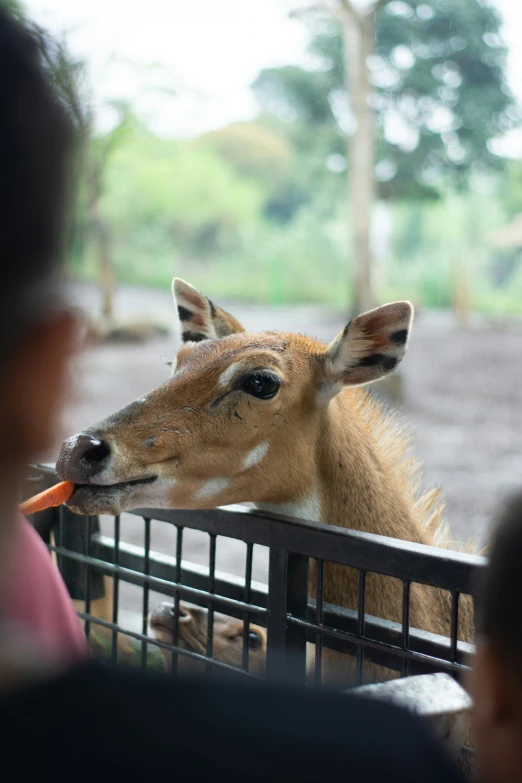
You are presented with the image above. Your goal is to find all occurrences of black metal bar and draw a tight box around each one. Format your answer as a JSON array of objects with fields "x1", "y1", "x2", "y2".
[
  {"x1": 172, "y1": 525, "x2": 184, "y2": 677},
  {"x1": 206, "y1": 533, "x2": 216, "y2": 676},
  {"x1": 49, "y1": 543, "x2": 267, "y2": 618},
  {"x1": 53, "y1": 507, "x2": 104, "y2": 602},
  {"x1": 450, "y1": 591, "x2": 460, "y2": 663},
  {"x1": 242, "y1": 543, "x2": 254, "y2": 672},
  {"x1": 90, "y1": 535, "x2": 268, "y2": 610},
  {"x1": 75, "y1": 611, "x2": 257, "y2": 679},
  {"x1": 49, "y1": 539, "x2": 474, "y2": 674},
  {"x1": 83, "y1": 516, "x2": 92, "y2": 640},
  {"x1": 300, "y1": 599, "x2": 475, "y2": 674},
  {"x1": 266, "y1": 549, "x2": 308, "y2": 684},
  {"x1": 50, "y1": 536, "x2": 475, "y2": 671},
  {"x1": 266, "y1": 548, "x2": 287, "y2": 680},
  {"x1": 34, "y1": 468, "x2": 484, "y2": 593},
  {"x1": 57, "y1": 504, "x2": 64, "y2": 575},
  {"x1": 111, "y1": 515, "x2": 120, "y2": 666},
  {"x1": 29, "y1": 466, "x2": 481, "y2": 686},
  {"x1": 131, "y1": 504, "x2": 485, "y2": 594},
  {"x1": 355, "y1": 570, "x2": 366, "y2": 685},
  {"x1": 284, "y1": 553, "x2": 308, "y2": 685},
  {"x1": 314, "y1": 560, "x2": 324, "y2": 687},
  {"x1": 401, "y1": 580, "x2": 411, "y2": 677},
  {"x1": 141, "y1": 518, "x2": 151, "y2": 669},
  {"x1": 287, "y1": 614, "x2": 469, "y2": 676}
]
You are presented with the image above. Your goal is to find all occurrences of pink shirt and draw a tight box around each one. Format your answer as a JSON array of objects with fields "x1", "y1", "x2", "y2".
[{"x1": 2, "y1": 518, "x2": 89, "y2": 664}]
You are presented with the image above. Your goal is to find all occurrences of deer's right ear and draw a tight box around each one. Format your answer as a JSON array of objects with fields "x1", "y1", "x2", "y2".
[
  {"x1": 322, "y1": 301, "x2": 413, "y2": 391},
  {"x1": 172, "y1": 279, "x2": 245, "y2": 343}
]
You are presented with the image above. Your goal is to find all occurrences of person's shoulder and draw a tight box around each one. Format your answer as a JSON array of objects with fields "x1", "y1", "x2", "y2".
[{"x1": 0, "y1": 663, "x2": 465, "y2": 783}]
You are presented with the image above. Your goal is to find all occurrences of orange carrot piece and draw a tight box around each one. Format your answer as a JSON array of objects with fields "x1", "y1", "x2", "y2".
[{"x1": 19, "y1": 480, "x2": 74, "y2": 516}]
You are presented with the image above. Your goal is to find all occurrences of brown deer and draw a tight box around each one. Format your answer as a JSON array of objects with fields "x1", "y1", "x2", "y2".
[
  {"x1": 149, "y1": 602, "x2": 267, "y2": 678},
  {"x1": 57, "y1": 278, "x2": 474, "y2": 683},
  {"x1": 148, "y1": 603, "x2": 334, "y2": 684}
]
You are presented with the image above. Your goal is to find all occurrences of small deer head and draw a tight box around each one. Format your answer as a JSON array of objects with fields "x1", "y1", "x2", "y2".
[
  {"x1": 57, "y1": 279, "x2": 413, "y2": 515},
  {"x1": 149, "y1": 601, "x2": 266, "y2": 677}
]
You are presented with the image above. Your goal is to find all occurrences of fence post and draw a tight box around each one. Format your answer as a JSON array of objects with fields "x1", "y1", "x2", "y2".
[
  {"x1": 266, "y1": 548, "x2": 308, "y2": 685},
  {"x1": 57, "y1": 508, "x2": 106, "y2": 602}
]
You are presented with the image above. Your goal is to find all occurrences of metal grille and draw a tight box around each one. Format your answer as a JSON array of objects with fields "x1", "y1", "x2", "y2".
[{"x1": 25, "y1": 465, "x2": 485, "y2": 688}]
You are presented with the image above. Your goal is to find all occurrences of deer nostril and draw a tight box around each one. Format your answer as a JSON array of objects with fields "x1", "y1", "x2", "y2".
[
  {"x1": 57, "y1": 432, "x2": 112, "y2": 483},
  {"x1": 82, "y1": 439, "x2": 111, "y2": 464}
]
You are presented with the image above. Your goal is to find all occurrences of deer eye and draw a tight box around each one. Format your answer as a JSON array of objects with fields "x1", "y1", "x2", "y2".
[
  {"x1": 248, "y1": 630, "x2": 263, "y2": 650},
  {"x1": 241, "y1": 372, "x2": 280, "y2": 400}
]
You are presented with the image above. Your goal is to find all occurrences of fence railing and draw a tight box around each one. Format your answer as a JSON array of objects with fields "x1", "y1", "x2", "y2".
[{"x1": 25, "y1": 465, "x2": 485, "y2": 687}]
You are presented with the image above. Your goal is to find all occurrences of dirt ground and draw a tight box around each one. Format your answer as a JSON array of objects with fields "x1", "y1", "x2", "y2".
[{"x1": 55, "y1": 283, "x2": 522, "y2": 629}]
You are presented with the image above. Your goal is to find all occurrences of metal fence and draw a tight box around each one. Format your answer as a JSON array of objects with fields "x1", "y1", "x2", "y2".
[{"x1": 26, "y1": 464, "x2": 485, "y2": 688}]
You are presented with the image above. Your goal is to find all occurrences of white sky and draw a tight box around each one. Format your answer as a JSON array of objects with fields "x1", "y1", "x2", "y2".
[{"x1": 22, "y1": 0, "x2": 522, "y2": 154}]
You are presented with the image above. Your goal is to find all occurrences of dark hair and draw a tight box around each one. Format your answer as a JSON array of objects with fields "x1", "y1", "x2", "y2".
[
  {"x1": 475, "y1": 491, "x2": 522, "y2": 657},
  {"x1": 0, "y1": 5, "x2": 74, "y2": 356}
]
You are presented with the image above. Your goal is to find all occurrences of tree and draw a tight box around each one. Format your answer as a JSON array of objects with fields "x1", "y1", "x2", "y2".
[
  {"x1": 38, "y1": 37, "x2": 122, "y2": 325},
  {"x1": 199, "y1": 121, "x2": 311, "y2": 223},
  {"x1": 102, "y1": 126, "x2": 264, "y2": 261},
  {"x1": 86, "y1": 103, "x2": 135, "y2": 325},
  {"x1": 253, "y1": 0, "x2": 516, "y2": 314},
  {"x1": 200, "y1": 122, "x2": 292, "y2": 186},
  {"x1": 498, "y1": 160, "x2": 522, "y2": 219}
]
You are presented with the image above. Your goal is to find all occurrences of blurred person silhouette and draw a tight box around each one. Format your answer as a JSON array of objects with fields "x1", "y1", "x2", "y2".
[
  {"x1": 0, "y1": 3, "x2": 88, "y2": 667},
  {"x1": 471, "y1": 491, "x2": 522, "y2": 783},
  {"x1": 0, "y1": 6, "x2": 466, "y2": 782}
]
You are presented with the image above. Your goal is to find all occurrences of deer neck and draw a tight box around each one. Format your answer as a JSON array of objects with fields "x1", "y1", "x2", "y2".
[
  {"x1": 257, "y1": 389, "x2": 428, "y2": 546},
  {"x1": 254, "y1": 389, "x2": 457, "y2": 638}
]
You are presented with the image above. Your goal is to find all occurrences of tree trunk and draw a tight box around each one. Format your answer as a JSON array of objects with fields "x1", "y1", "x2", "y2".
[
  {"x1": 454, "y1": 255, "x2": 470, "y2": 328},
  {"x1": 341, "y1": 10, "x2": 376, "y2": 316},
  {"x1": 88, "y1": 158, "x2": 115, "y2": 326},
  {"x1": 91, "y1": 204, "x2": 114, "y2": 325}
]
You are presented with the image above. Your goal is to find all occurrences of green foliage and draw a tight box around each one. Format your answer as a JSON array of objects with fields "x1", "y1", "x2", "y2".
[
  {"x1": 79, "y1": 125, "x2": 348, "y2": 305},
  {"x1": 52, "y1": 0, "x2": 521, "y2": 317},
  {"x1": 199, "y1": 122, "x2": 292, "y2": 187},
  {"x1": 73, "y1": 113, "x2": 522, "y2": 315},
  {"x1": 199, "y1": 121, "x2": 313, "y2": 224},
  {"x1": 254, "y1": 65, "x2": 337, "y2": 126},
  {"x1": 253, "y1": 0, "x2": 516, "y2": 201},
  {"x1": 98, "y1": 125, "x2": 264, "y2": 276},
  {"x1": 1, "y1": 0, "x2": 24, "y2": 17},
  {"x1": 498, "y1": 160, "x2": 522, "y2": 218},
  {"x1": 386, "y1": 183, "x2": 509, "y2": 308}
]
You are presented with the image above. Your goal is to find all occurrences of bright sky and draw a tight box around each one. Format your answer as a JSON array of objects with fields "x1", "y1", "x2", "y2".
[{"x1": 22, "y1": 0, "x2": 522, "y2": 154}]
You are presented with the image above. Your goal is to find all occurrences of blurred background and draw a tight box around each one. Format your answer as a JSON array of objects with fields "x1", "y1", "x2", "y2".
[{"x1": 9, "y1": 1, "x2": 522, "y2": 576}]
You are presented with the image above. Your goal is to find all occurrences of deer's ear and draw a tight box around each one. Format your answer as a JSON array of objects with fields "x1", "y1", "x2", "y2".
[
  {"x1": 172, "y1": 279, "x2": 245, "y2": 343},
  {"x1": 323, "y1": 301, "x2": 413, "y2": 389}
]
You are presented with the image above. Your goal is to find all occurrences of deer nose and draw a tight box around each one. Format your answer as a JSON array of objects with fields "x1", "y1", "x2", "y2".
[
  {"x1": 56, "y1": 433, "x2": 111, "y2": 483},
  {"x1": 150, "y1": 602, "x2": 192, "y2": 630}
]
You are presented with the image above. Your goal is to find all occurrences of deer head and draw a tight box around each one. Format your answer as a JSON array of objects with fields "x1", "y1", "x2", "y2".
[
  {"x1": 149, "y1": 601, "x2": 266, "y2": 677},
  {"x1": 57, "y1": 279, "x2": 413, "y2": 516}
]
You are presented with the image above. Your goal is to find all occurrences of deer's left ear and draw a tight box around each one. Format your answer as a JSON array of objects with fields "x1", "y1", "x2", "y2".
[
  {"x1": 322, "y1": 301, "x2": 413, "y2": 389},
  {"x1": 172, "y1": 278, "x2": 245, "y2": 343}
]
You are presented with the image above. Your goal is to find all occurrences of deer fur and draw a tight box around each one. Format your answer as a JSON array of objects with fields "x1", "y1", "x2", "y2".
[
  {"x1": 149, "y1": 602, "x2": 267, "y2": 678},
  {"x1": 58, "y1": 279, "x2": 474, "y2": 687}
]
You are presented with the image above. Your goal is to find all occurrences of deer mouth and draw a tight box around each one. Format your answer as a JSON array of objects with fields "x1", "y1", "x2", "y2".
[{"x1": 66, "y1": 475, "x2": 158, "y2": 515}]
